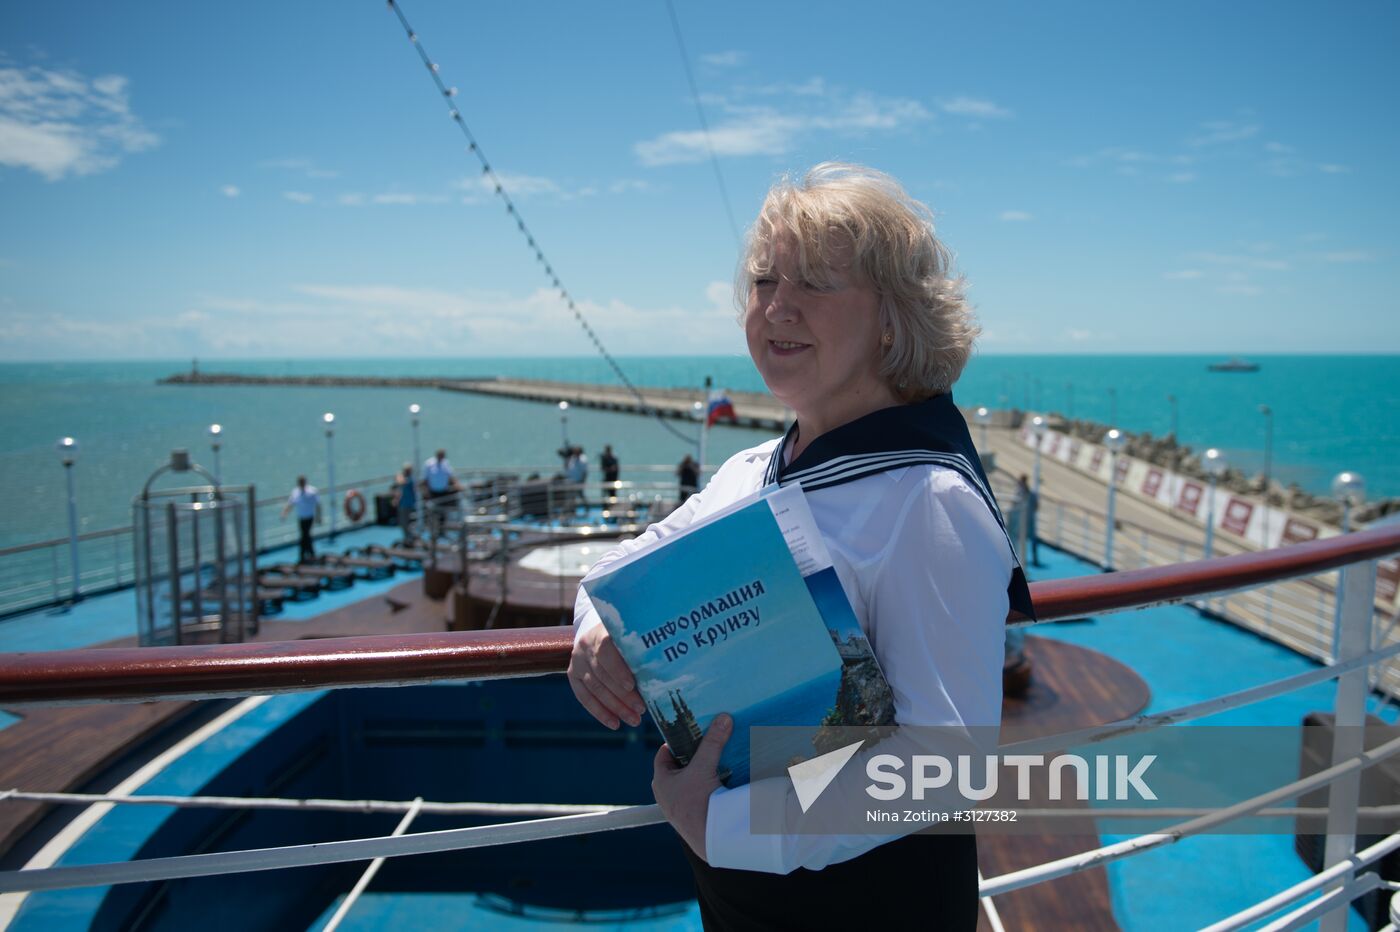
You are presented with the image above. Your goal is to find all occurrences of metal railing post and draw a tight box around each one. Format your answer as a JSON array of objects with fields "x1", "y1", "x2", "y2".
[{"x1": 1320, "y1": 557, "x2": 1380, "y2": 932}]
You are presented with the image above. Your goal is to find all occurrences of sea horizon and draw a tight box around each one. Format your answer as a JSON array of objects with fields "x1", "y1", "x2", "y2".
[{"x1": 1, "y1": 353, "x2": 1396, "y2": 549}]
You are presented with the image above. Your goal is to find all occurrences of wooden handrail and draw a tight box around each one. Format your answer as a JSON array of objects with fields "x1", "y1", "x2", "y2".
[{"x1": 2, "y1": 525, "x2": 1397, "y2": 708}]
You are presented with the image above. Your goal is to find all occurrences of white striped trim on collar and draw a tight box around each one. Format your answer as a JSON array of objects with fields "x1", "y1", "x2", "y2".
[{"x1": 783, "y1": 449, "x2": 996, "y2": 510}]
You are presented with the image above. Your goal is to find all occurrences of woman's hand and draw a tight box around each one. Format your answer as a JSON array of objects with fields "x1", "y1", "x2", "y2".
[
  {"x1": 567, "y1": 623, "x2": 645, "y2": 729},
  {"x1": 652, "y1": 713, "x2": 732, "y2": 861}
]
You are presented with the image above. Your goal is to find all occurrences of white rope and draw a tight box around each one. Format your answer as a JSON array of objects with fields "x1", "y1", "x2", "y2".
[
  {"x1": 977, "y1": 871, "x2": 1006, "y2": 932},
  {"x1": 1257, "y1": 872, "x2": 1383, "y2": 932},
  {"x1": 0, "y1": 789, "x2": 620, "y2": 818},
  {"x1": 978, "y1": 733, "x2": 1400, "y2": 898},
  {"x1": 1002, "y1": 637, "x2": 1400, "y2": 757},
  {"x1": 12, "y1": 788, "x2": 1399, "y2": 823},
  {"x1": 322, "y1": 797, "x2": 422, "y2": 932},
  {"x1": 0, "y1": 804, "x2": 665, "y2": 894},
  {"x1": 1201, "y1": 832, "x2": 1400, "y2": 932},
  {"x1": 1013, "y1": 803, "x2": 1400, "y2": 819}
]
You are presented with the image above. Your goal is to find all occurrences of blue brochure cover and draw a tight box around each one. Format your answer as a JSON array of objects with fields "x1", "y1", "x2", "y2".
[{"x1": 583, "y1": 484, "x2": 893, "y2": 787}]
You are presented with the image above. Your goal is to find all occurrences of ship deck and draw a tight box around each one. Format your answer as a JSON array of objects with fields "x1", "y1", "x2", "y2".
[{"x1": 4, "y1": 527, "x2": 1392, "y2": 930}]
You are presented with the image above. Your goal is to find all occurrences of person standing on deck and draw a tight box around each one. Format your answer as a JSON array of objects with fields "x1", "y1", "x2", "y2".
[
  {"x1": 280, "y1": 476, "x2": 321, "y2": 563},
  {"x1": 600, "y1": 444, "x2": 620, "y2": 484},
  {"x1": 599, "y1": 444, "x2": 620, "y2": 504},
  {"x1": 422, "y1": 449, "x2": 459, "y2": 537},
  {"x1": 677, "y1": 454, "x2": 700, "y2": 502},
  {"x1": 1017, "y1": 473, "x2": 1041, "y2": 566},
  {"x1": 392, "y1": 463, "x2": 418, "y2": 544}
]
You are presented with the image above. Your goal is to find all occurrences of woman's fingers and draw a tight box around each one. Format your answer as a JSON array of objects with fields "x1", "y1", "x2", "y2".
[
  {"x1": 595, "y1": 637, "x2": 645, "y2": 714},
  {"x1": 568, "y1": 634, "x2": 641, "y2": 728},
  {"x1": 568, "y1": 672, "x2": 621, "y2": 730}
]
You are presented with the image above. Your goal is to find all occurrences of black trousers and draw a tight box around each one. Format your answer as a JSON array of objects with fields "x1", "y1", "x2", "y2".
[
  {"x1": 297, "y1": 517, "x2": 315, "y2": 562},
  {"x1": 682, "y1": 831, "x2": 979, "y2": 931}
]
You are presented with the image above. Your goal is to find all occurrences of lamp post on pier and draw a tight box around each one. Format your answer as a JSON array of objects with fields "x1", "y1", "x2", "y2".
[
  {"x1": 1332, "y1": 472, "x2": 1366, "y2": 535},
  {"x1": 408, "y1": 404, "x2": 421, "y2": 471},
  {"x1": 974, "y1": 406, "x2": 990, "y2": 452},
  {"x1": 1103, "y1": 428, "x2": 1124, "y2": 571},
  {"x1": 208, "y1": 424, "x2": 223, "y2": 486},
  {"x1": 1030, "y1": 415, "x2": 1047, "y2": 502},
  {"x1": 558, "y1": 401, "x2": 570, "y2": 449},
  {"x1": 1258, "y1": 404, "x2": 1274, "y2": 547},
  {"x1": 1330, "y1": 471, "x2": 1367, "y2": 662},
  {"x1": 55, "y1": 437, "x2": 82, "y2": 604},
  {"x1": 323, "y1": 413, "x2": 337, "y2": 540},
  {"x1": 1203, "y1": 448, "x2": 1226, "y2": 560},
  {"x1": 693, "y1": 400, "x2": 708, "y2": 474}
]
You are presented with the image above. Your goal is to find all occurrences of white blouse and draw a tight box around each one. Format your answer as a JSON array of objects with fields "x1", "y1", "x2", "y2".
[{"x1": 574, "y1": 436, "x2": 1011, "y2": 874}]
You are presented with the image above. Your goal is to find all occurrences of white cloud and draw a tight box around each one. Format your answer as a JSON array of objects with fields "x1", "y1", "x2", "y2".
[
  {"x1": 939, "y1": 96, "x2": 1012, "y2": 119},
  {"x1": 1322, "y1": 250, "x2": 1375, "y2": 263},
  {"x1": 635, "y1": 88, "x2": 929, "y2": 166},
  {"x1": 260, "y1": 157, "x2": 339, "y2": 179},
  {"x1": 1163, "y1": 270, "x2": 1203, "y2": 280},
  {"x1": 1318, "y1": 163, "x2": 1351, "y2": 174},
  {"x1": 1065, "y1": 328, "x2": 1113, "y2": 343},
  {"x1": 220, "y1": 184, "x2": 241, "y2": 198},
  {"x1": 1187, "y1": 120, "x2": 1260, "y2": 147},
  {"x1": 700, "y1": 50, "x2": 744, "y2": 68},
  {"x1": 1217, "y1": 283, "x2": 1263, "y2": 296},
  {"x1": 998, "y1": 210, "x2": 1033, "y2": 222},
  {"x1": 0, "y1": 63, "x2": 158, "y2": 180},
  {"x1": 1167, "y1": 171, "x2": 1196, "y2": 183},
  {"x1": 283, "y1": 191, "x2": 313, "y2": 204},
  {"x1": 63, "y1": 281, "x2": 745, "y2": 358},
  {"x1": 370, "y1": 191, "x2": 449, "y2": 206},
  {"x1": 1190, "y1": 252, "x2": 1290, "y2": 272}
]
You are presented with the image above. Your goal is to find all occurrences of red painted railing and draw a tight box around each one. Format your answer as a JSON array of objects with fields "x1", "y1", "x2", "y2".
[{"x1": 1, "y1": 525, "x2": 1397, "y2": 707}]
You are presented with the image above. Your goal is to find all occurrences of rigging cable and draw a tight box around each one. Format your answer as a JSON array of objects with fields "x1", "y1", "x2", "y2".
[
  {"x1": 386, "y1": 0, "x2": 694, "y2": 444},
  {"x1": 663, "y1": 0, "x2": 743, "y2": 247}
]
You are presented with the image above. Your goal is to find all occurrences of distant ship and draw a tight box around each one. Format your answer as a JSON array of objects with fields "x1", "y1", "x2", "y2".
[{"x1": 1208, "y1": 356, "x2": 1260, "y2": 372}]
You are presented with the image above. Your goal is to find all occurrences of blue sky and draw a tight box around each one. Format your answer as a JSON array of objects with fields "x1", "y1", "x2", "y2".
[{"x1": 1, "y1": 0, "x2": 1396, "y2": 360}]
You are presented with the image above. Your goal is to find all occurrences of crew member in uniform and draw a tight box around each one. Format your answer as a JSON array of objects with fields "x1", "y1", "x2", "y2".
[{"x1": 569, "y1": 163, "x2": 1033, "y2": 930}]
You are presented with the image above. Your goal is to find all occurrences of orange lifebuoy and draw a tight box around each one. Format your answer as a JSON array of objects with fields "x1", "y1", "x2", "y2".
[{"x1": 344, "y1": 489, "x2": 367, "y2": 522}]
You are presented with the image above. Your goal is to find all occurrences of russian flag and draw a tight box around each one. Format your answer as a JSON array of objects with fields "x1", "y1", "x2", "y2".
[{"x1": 706, "y1": 391, "x2": 737, "y2": 427}]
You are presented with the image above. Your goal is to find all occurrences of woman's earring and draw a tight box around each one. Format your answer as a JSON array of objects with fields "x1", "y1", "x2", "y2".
[{"x1": 881, "y1": 331, "x2": 894, "y2": 346}]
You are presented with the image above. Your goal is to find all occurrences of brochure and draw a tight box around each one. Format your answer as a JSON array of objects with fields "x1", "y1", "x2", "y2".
[{"x1": 582, "y1": 483, "x2": 893, "y2": 787}]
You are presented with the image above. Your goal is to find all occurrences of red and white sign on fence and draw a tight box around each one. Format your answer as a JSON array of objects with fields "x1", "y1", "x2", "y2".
[
  {"x1": 1222, "y1": 498, "x2": 1254, "y2": 537},
  {"x1": 1177, "y1": 481, "x2": 1203, "y2": 517},
  {"x1": 1280, "y1": 517, "x2": 1319, "y2": 547},
  {"x1": 1142, "y1": 468, "x2": 1164, "y2": 498}
]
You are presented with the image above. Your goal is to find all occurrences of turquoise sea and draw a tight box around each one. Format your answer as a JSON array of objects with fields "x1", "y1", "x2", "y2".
[{"x1": 0, "y1": 354, "x2": 1396, "y2": 550}]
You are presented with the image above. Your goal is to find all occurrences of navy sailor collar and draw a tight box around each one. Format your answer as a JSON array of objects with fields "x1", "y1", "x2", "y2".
[{"x1": 764, "y1": 393, "x2": 1036, "y2": 620}]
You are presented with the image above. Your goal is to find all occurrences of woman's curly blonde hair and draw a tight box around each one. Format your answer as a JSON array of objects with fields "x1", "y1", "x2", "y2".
[{"x1": 737, "y1": 162, "x2": 978, "y2": 401}]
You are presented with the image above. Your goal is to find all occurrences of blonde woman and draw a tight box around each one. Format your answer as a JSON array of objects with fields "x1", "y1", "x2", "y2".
[{"x1": 571, "y1": 164, "x2": 1033, "y2": 929}]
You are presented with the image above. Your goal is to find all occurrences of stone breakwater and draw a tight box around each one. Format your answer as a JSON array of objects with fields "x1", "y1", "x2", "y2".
[
  {"x1": 1044, "y1": 415, "x2": 1400, "y2": 526},
  {"x1": 160, "y1": 370, "x2": 789, "y2": 427},
  {"x1": 159, "y1": 372, "x2": 488, "y2": 389}
]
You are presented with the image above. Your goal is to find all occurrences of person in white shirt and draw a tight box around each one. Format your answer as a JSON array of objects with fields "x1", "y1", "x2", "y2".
[
  {"x1": 422, "y1": 449, "x2": 459, "y2": 536},
  {"x1": 280, "y1": 475, "x2": 321, "y2": 563},
  {"x1": 569, "y1": 163, "x2": 1033, "y2": 929}
]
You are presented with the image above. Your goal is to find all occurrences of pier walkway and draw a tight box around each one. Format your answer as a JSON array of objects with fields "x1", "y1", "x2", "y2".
[{"x1": 162, "y1": 372, "x2": 790, "y2": 429}]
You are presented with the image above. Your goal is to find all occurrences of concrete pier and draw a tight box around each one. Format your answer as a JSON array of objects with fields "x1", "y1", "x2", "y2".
[{"x1": 161, "y1": 371, "x2": 791, "y2": 430}]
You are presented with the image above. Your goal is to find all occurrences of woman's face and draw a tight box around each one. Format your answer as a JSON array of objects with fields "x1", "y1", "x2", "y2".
[{"x1": 744, "y1": 236, "x2": 894, "y2": 431}]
